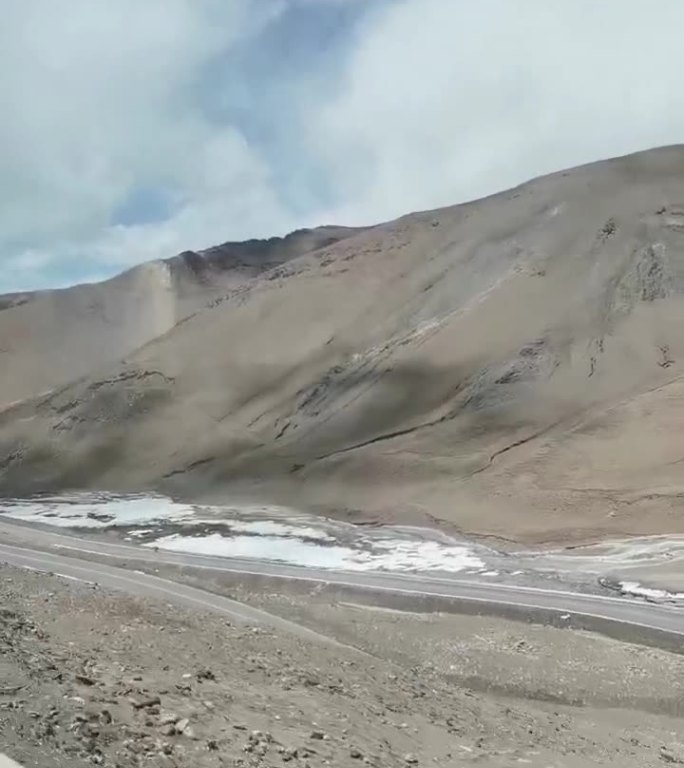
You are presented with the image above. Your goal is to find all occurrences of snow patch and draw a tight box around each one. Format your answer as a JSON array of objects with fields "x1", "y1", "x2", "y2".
[
  {"x1": 1, "y1": 492, "x2": 486, "y2": 574},
  {"x1": 146, "y1": 533, "x2": 356, "y2": 569},
  {"x1": 618, "y1": 581, "x2": 684, "y2": 602},
  {"x1": 146, "y1": 533, "x2": 484, "y2": 573},
  {"x1": 0, "y1": 494, "x2": 197, "y2": 529},
  {"x1": 226, "y1": 520, "x2": 334, "y2": 542}
]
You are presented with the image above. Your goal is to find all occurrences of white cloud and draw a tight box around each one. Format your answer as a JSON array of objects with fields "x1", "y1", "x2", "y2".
[
  {"x1": 313, "y1": 0, "x2": 684, "y2": 224},
  {"x1": 0, "y1": 0, "x2": 292, "y2": 290},
  {"x1": 5, "y1": 0, "x2": 684, "y2": 292}
]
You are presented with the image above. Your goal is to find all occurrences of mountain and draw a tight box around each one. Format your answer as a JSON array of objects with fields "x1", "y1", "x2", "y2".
[
  {"x1": 0, "y1": 226, "x2": 363, "y2": 410},
  {"x1": 3, "y1": 146, "x2": 684, "y2": 544}
]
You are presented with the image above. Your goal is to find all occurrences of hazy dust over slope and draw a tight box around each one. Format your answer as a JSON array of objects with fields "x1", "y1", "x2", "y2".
[
  {"x1": 3, "y1": 147, "x2": 684, "y2": 543},
  {"x1": 0, "y1": 226, "x2": 362, "y2": 410}
]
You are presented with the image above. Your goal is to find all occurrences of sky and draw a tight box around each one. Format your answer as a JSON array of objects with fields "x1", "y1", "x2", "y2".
[{"x1": 3, "y1": 0, "x2": 684, "y2": 293}]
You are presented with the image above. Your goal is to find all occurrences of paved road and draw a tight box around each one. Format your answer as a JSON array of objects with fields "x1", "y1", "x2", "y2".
[
  {"x1": 0, "y1": 520, "x2": 682, "y2": 645},
  {"x1": 0, "y1": 541, "x2": 350, "y2": 649}
]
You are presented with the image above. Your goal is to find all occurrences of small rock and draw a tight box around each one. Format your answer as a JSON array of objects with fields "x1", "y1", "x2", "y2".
[
  {"x1": 404, "y1": 755, "x2": 419, "y2": 765},
  {"x1": 160, "y1": 723, "x2": 176, "y2": 737},
  {"x1": 160, "y1": 712, "x2": 180, "y2": 726},
  {"x1": 176, "y1": 717, "x2": 190, "y2": 734},
  {"x1": 350, "y1": 748, "x2": 363, "y2": 759},
  {"x1": 207, "y1": 739, "x2": 219, "y2": 751},
  {"x1": 75, "y1": 674, "x2": 96, "y2": 686},
  {"x1": 311, "y1": 730, "x2": 326, "y2": 740},
  {"x1": 660, "y1": 748, "x2": 684, "y2": 764},
  {"x1": 130, "y1": 695, "x2": 161, "y2": 710}
]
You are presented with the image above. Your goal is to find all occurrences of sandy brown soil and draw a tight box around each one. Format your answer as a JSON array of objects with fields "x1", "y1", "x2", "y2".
[
  {"x1": 1, "y1": 565, "x2": 683, "y2": 767},
  {"x1": 5, "y1": 147, "x2": 684, "y2": 545}
]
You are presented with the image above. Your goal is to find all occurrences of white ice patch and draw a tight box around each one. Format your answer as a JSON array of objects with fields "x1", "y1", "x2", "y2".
[
  {"x1": 531, "y1": 535, "x2": 684, "y2": 570},
  {"x1": 1, "y1": 492, "x2": 486, "y2": 574},
  {"x1": 358, "y1": 539, "x2": 484, "y2": 572},
  {"x1": 146, "y1": 533, "x2": 484, "y2": 573},
  {"x1": 0, "y1": 494, "x2": 197, "y2": 529},
  {"x1": 0, "y1": 495, "x2": 337, "y2": 544},
  {"x1": 618, "y1": 581, "x2": 684, "y2": 602},
  {"x1": 225, "y1": 520, "x2": 334, "y2": 542},
  {"x1": 146, "y1": 533, "x2": 356, "y2": 569}
]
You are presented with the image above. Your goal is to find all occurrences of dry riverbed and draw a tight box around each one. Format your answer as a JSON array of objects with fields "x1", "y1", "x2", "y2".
[{"x1": 1, "y1": 565, "x2": 683, "y2": 767}]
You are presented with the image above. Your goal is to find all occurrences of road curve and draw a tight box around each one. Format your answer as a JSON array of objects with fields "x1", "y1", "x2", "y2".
[
  {"x1": 0, "y1": 520, "x2": 682, "y2": 647},
  {"x1": 0, "y1": 541, "x2": 355, "y2": 650}
]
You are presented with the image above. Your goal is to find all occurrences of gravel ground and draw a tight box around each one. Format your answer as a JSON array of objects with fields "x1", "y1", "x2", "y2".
[{"x1": 1, "y1": 564, "x2": 683, "y2": 767}]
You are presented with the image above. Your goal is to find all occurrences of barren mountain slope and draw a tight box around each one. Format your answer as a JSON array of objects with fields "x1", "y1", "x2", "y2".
[
  {"x1": 3, "y1": 146, "x2": 684, "y2": 542},
  {"x1": 0, "y1": 226, "x2": 361, "y2": 409}
]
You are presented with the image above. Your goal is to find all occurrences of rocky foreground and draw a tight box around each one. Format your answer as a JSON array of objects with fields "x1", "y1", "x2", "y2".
[{"x1": 1, "y1": 565, "x2": 684, "y2": 767}]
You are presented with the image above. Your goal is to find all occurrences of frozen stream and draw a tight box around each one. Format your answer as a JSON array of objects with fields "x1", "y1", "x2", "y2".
[
  {"x1": 1, "y1": 492, "x2": 683, "y2": 602},
  {"x1": 0, "y1": 492, "x2": 491, "y2": 574}
]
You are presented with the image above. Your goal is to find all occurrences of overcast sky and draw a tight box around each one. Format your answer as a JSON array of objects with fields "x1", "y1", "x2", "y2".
[{"x1": 3, "y1": 0, "x2": 684, "y2": 292}]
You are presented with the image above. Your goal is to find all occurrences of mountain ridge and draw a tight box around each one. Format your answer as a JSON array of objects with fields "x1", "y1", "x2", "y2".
[
  {"x1": 0, "y1": 225, "x2": 365, "y2": 410},
  {"x1": 3, "y1": 145, "x2": 684, "y2": 544}
]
